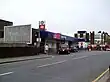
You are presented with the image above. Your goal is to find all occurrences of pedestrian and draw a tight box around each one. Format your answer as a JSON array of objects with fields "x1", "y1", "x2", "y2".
[
  {"x1": 44, "y1": 44, "x2": 49, "y2": 54},
  {"x1": 87, "y1": 45, "x2": 90, "y2": 51}
]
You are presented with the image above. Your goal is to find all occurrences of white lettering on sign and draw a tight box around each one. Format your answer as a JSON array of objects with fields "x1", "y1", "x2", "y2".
[{"x1": 61, "y1": 36, "x2": 66, "y2": 39}]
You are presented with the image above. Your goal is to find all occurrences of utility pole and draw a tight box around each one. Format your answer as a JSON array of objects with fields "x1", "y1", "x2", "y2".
[
  {"x1": 90, "y1": 31, "x2": 94, "y2": 44},
  {"x1": 101, "y1": 31, "x2": 105, "y2": 44}
]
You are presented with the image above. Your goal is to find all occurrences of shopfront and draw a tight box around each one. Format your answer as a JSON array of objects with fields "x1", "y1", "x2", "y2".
[
  {"x1": 53, "y1": 33, "x2": 61, "y2": 53},
  {"x1": 39, "y1": 30, "x2": 81, "y2": 53},
  {"x1": 60, "y1": 35, "x2": 77, "y2": 48},
  {"x1": 40, "y1": 30, "x2": 59, "y2": 54}
]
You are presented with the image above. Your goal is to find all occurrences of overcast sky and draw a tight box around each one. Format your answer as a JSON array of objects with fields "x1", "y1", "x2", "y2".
[{"x1": 0, "y1": 0, "x2": 110, "y2": 36}]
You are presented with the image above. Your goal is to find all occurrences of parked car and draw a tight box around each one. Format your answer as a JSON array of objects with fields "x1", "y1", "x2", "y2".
[
  {"x1": 70, "y1": 46, "x2": 78, "y2": 52},
  {"x1": 58, "y1": 44, "x2": 70, "y2": 54},
  {"x1": 106, "y1": 48, "x2": 110, "y2": 51},
  {"x1": 105, "y1": 45, "x2": 110, "y2": 51}
]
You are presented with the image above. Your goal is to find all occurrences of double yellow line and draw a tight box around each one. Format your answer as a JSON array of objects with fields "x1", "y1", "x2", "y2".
[{"x1": 92, "y1": 68, "x2": 109, "y2": 82}]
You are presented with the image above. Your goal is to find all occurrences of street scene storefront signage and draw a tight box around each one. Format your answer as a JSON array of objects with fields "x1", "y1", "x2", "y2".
[{"x1": 53, "y1": 33, "x2": 61, "y2": 39}]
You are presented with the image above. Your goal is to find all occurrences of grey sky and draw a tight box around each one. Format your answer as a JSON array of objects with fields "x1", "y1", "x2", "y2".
[{"x1": 0, "y1": 0, "x2": 110, "y2": 36}]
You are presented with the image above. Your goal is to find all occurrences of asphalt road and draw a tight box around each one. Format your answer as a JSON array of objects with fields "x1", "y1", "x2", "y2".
[{"x1": 0, "y1": 51, "x2": 110, "y2": 82}]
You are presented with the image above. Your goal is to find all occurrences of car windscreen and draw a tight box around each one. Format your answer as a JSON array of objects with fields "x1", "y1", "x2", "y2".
[{"x1": 61, "y1": 44, "x2": 68, "y2": 48}]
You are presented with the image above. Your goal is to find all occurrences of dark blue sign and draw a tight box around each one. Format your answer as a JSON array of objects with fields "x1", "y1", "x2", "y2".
[{"x1": 40, "y1": 30, "x2": 54, "y2": 39}]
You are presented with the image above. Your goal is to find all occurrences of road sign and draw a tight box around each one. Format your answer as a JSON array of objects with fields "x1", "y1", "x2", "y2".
[{"x1": 39, "y1": 21, "x2": 46, "y2": 30}]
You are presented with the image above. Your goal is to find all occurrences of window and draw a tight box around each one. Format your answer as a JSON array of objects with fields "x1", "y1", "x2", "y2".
[
  {"x1": 80, "y1": 33, "x2": 83, "y2": 38},
  {"x1": 86, "y1": 33, "x2": 89, "y2": 42},
  {"x1": 74, "y1": 34, "x2": 78, "y2": 38},
  {"x1": 0, "y1": 31, "x2": 4, "y2": 38}
]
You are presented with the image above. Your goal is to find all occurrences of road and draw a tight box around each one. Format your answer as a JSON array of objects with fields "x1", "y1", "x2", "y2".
[{"x1": 0, "y1": 51, "x2": 110, "y2": 82}]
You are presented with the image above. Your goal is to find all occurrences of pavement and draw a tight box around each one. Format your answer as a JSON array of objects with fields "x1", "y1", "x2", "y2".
[
  {"x1": 0, "y1": 51, "x2": 110, "y2": 82},
  {"x1": 92, "y1": 68, "x2": 109, "y2": 82},
  {"x1": 0, "y1": 50, "x2": 86, "y2": 64},
  {"x1": 0, "y1": 54, "x2": 53, "y2": 64},
  {"x1": 99, "y1": 71, "x2": 109, "y2": 82},
  {"x1": 106, "y1": 76, "x2": 110, "y2": 82}
]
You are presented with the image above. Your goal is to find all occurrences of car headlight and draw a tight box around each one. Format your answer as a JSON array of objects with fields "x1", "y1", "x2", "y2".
[{"x1": 67, "y1": 48, "x2": 69, "y2": 50}]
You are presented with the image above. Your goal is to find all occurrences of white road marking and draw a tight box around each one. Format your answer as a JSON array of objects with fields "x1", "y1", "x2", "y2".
[
  {"x1": 52, "y1": 56, "x2": 55, "y2": 58},
  {"x1": 0, "y1": 72, "x2": 14, "y2": 76},
  {"x1": 37, "y1": 60, "x2": 67, "y2": 68},
  {"x1": 37, "y1": 56, "x2": 88, "y2": 68},
  {"x1": 58, "y1": 55, "x2": 76, "y2": 57},
  {"x1": 43, "y1": 57, "x2": 53, "y2": 60},
  {"x1": 72, "y1": 56, "x2": 88, "y2": 60}
]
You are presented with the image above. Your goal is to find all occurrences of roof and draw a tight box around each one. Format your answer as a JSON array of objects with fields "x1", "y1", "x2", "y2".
[
  {"x1": 60, "y1": 34, "x2": 78, "y2": 41},
  {"x1": 0, "y1": 19, "x2": 13, "y2": 24},
  {"x1": 40, "y1": 30, "x2": 85, "y2": 42},
  {"x1": 77, "y1": 38, "x2": 85, "y2": 42},
  {"x1": 40, "y1": 30, "x2": 55, "y2": 39}
]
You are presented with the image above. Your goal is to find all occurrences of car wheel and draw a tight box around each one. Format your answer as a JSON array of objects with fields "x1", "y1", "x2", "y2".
[{"x1": 68, "y1": 51, "x2": 70, "y2": 54}]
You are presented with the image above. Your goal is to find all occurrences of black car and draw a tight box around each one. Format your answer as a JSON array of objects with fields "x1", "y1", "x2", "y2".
[
  {"x1": 58, "y1": 46, "x2": 70, "y2": 54},
  {"x1": 70, "y1": 46, "x2": 78, "y2": 52}
]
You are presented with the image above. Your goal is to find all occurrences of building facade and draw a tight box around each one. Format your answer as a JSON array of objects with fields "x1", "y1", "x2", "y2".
[
  {"x1": 0, "y1": 19, "x2": 13, "y2": 38},
  {"x1": 74, "y1": 31, "x2": 89, "y2": 48},
  {"x1": 32, "y1": 29, "x2": 85, "y2": 54}
]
